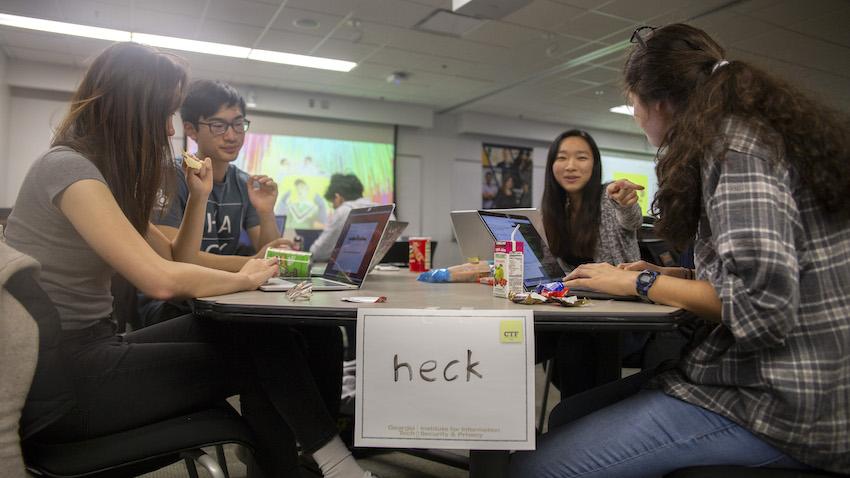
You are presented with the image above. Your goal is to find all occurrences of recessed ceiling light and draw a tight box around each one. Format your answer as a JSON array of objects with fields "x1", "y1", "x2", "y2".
[
  {"x1": 0, "y1": 13, "x2": 356, "y2": 72},
  {"x1": 610, "y1": 105, "x2": 634, "y2": 116},
  {"x1": 293, "y1": 18, "x2": 319, "y2": 29}
]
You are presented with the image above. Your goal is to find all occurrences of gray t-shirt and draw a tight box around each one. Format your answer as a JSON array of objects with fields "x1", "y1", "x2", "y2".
[
  {"x1": 4, "y1": 147, "x2": 113, "y2": 330},
  {"x1": 154, "y1": 162, "x2": 259, "y2": 255}
]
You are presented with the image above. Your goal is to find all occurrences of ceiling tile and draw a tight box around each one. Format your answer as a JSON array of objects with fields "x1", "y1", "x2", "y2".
[
  {"x1": 0, "y1": 0, "x2": 62, "y2": 20},
  {"x1": 312, "y1": 38, "x2": 376, "y2": 61},
  {"x1": 565, "y1": 65, "x2": 619, "y2": 84},
  {"x1": 131, "y1": 8, "x2": 200, "y2": 37},
  {"x1": 558, "y1": 11, "x2": 633, "y2": 42},
  {"x1": 270, "y1": 7, "x2": 346, "y2": 38},
  {"x1": 598, "y1": 0, "x2": 678, "y2": 22},
  {"x1": 734, "y1": 29, "x2": 850, "y2": 77},
  {"x1": 463, "y1": 20, "x2": 541, "y2": 48},
  {"x1": 133, "y1": 0, "x2": 206, "y2": 18},
  {"x1": 283, "y1": 0, "x2": 437, "y2": 29},
  {"x1": 254, "y1": 28, "x2": 324, "y2": 53},
  {"x1": 691, "y1": 11, "x2": 775, "y2": 46},
  {"x1": 502, "y1": 0, "x2": 584, "y2": 32},
  {"x1": 194, "y1": 19, "x2": 264, "y2": 46},
  {"x1": 741, "y1": 0, "x2": 847, "y2": 26},
  {"x1": 788, "y1": 6, "x2": 850, "y2": 48},
  {"x1": 204, "y1": 0, "x2": 282, "y2": 29},
  {"x1": 58, "y1": 0, "x2": 132, "y2": 30}
]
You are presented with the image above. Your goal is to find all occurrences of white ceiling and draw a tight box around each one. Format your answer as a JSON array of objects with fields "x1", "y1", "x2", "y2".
[{"x1": 1, "y1": 0, "x2": 848, "y2": 135}]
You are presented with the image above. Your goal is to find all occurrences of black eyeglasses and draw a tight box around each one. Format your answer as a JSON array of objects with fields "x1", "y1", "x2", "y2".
[
  {"x1": 630, "y1": 26, "x2": 656, "y2": 49},
  {"x1": 197, "y1": 118, "x2": 251, "y2": 136}
]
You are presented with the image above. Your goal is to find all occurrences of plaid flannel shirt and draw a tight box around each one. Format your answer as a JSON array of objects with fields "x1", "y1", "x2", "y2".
[{"x1": 656, "y1": 118, "x2": 850, "y2": 473}]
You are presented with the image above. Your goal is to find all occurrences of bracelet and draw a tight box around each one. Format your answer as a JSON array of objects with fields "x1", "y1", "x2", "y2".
[{"x1": 682, "y1": 268, "x2": 694, "y2": 280}]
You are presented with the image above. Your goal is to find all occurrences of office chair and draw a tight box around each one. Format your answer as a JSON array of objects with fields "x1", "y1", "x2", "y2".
[
  {"x1": 24, "y1": 404, "x2": 254, "y2": 478},
  {"x1": 3, "y1": 250, "x2": 256, "y2": 478}
]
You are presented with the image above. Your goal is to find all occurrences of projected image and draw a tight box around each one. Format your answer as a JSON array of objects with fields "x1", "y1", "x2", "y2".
[{"x1": 188, "y1": 133, "x2": 394, "y2": 234}]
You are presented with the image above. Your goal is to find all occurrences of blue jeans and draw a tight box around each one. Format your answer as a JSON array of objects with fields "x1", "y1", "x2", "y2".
[{"x1": 510, "y1": 389, "x2": 807, "y2": 478}]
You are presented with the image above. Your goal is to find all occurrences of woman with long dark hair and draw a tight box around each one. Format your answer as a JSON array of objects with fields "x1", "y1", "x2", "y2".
[
  {"x1": 541, "y1": 129, "x2": 643, "y2": 266},
  {"x1": 511, "y1": 23, "x2": 850, "y2": 476},
  {"x1": 539, "y1": 129, "x2": 646, "y2": 398},
  {"x1": 4, "y1": 42, "x2": 373, "y2": 478}
]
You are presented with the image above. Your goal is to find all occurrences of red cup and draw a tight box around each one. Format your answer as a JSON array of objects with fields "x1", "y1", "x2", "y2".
[{"x1": 408, "y1": 237, "x2": 431, "y2": 272}]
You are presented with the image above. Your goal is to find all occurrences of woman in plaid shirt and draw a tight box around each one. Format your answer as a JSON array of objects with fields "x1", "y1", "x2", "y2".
[{"x1": 511, "y1": 23, "x2": 850, "y2": 477}]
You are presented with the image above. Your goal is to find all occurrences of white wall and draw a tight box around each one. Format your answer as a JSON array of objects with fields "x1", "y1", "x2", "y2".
[
  {"x1": 4, "y1": 89, "x2": 69, "y2": 206},
  {"x1": 0, "y1": 51, "x2": 10, "y2": 204},
  {"x1": 0, "y1": 58, "x2": 656, "y2": 270}
]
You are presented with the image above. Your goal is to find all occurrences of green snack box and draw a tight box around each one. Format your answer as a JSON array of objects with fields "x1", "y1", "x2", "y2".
[{"x1": 265, "y1": 248, "x2": 312, "y2": 278}]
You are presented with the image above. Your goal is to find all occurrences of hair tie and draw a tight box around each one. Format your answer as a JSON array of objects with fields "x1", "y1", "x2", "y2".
[{"x1": 711, "y1": 59, "x2": 730, "y2": 74}]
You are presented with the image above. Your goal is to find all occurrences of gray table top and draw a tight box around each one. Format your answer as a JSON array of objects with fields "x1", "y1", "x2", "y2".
[{"x1": 194, "y1": 269, "x2": 687, "y2": 331}]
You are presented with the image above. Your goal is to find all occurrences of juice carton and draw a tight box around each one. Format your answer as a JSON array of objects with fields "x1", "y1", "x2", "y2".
[{"x1": 493, "y1": 240, "x2": 524, "y2": 298}]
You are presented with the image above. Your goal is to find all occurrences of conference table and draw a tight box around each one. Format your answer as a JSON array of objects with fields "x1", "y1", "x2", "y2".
[{"x1": 194, "y1": 269, "x2": 687, "y2": 477}]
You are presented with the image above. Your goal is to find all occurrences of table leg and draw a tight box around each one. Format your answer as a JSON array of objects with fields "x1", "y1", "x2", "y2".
[{"x1": 469, "y1": 450, "x2": 510, "y2": 478}]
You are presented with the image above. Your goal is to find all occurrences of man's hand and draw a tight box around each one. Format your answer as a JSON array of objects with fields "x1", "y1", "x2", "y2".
[
  {"x1": 606, "y1": 179, "x2": 644, "y2": 207},
  {"x1": 247, "y1": 175, "x2": 279, "y2": 214},
  {"x1": 185, "y1": 157, "x2": 213, "y2": 199}
]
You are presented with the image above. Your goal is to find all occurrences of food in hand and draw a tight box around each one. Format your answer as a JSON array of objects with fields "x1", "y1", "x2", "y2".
[{"x1": 182, "y1": 150, "x2": 203, "y2": 170}]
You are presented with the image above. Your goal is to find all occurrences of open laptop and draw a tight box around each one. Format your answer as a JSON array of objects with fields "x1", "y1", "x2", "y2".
[
  {"x1": 260, "y1": 205, "x2": 395, "y2": 291},
  {"x1": 451, "y1": 208, "x2": 544, "y2": 261},
  {"x1": 478, "y1": 210, "x2": 638, "y2": 301},
  {"x1": 367, "y1": 220, "x2": 408, "y2": 272}
]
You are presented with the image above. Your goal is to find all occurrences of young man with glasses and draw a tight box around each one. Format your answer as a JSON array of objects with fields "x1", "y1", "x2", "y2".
[{"x1": 138, "y1": 80, "x2": 289, "y2": 325}]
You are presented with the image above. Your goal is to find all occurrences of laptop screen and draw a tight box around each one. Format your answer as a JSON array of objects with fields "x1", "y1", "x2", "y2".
[
  {"x1": 478, "y1": 210, "x2": 565, "y2": 289},
  {"x1": 323, "y1": 205, "x2": 394, "y2": 285}
]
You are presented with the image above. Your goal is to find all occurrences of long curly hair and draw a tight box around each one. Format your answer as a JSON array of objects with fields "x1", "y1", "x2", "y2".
[
  {"x1": 624, "y1": 23, "x2": 850, "y2": 248},
  {"x1": 541, "y1": 129, "x2": 603, "y2": 260},
  {"x1": 52, "y1": 42, "x2": 188, "y2": 234}
]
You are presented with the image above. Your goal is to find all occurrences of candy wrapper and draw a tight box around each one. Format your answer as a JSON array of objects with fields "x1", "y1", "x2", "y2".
[
  {"x1": 509, "y1": 291, "x2": 549, "y2": 305},
  {"x1": 535, "y1": 281, "x2": 569, "y2": 298},
  {"x1": 550, "y1": 295, "x2": 591, "y2": 307},
  {"x1": 508, "y1": 290, "x2": 591, "y2": 307},
  {"x1": 341, "y1": 296, "x2": 387, "y2": 303}
]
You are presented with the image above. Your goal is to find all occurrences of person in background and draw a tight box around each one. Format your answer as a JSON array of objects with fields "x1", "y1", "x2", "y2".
[
  {"x1": 538, "y1": 129, "x2": 646, "y2": 398},
  {"x1": 3, "y1": 42, "x2": 373, "y2": 478},
  {"x1": 510, "y1": 23, "x2": 850, "y2": 476},
  {"x1": 482, "y1": 170, "x2": 499, "y2": 208},
  {"x1": 493, "y1": 174, "x2": 519, "y2": 209},
  {"x1": 310, "y1": 174, "x2": 379, "y2": 261}
]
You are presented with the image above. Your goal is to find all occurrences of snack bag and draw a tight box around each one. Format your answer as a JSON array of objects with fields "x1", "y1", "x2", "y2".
[{"x1": 408, "y1": 237, "x2": 431, "y2": 272}]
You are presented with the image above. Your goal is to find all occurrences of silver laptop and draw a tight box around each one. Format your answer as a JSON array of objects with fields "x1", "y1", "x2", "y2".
[
  {"x1": 367, "y1": 220, "x2": 408, "y2": 273},
  {"x1": 451, "y1": 208, "x2": 545, "y2": 261},
  {"x1": 261, "y1": 204, "x2": 395, "y2": 292}
]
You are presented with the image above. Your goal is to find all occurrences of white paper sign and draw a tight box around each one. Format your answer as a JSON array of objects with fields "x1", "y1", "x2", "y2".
[{"x1": 355, "y1": 308, "x2": 535, "y2": 450}]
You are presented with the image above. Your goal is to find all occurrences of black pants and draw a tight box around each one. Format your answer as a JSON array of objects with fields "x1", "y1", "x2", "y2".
[
  {"x1": 536, "y1": 331, "x2": 650, "y2": 399},
  {"x1": 36, "y1": 315, "x2": 342, "y2": 477}
]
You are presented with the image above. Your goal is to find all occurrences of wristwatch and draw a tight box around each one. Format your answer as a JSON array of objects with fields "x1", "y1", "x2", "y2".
[{"x1": 635, "y1": 270, "x2": 660, "y2": 302}]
